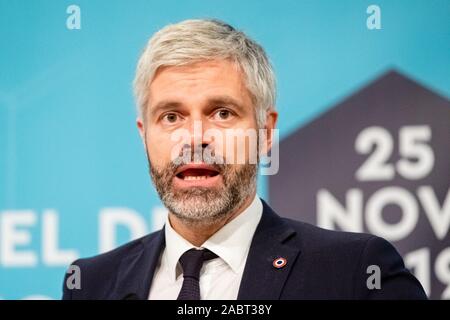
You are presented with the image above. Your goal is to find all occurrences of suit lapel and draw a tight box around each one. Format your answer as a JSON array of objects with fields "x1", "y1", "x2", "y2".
[
  {"x1": 238, "y1": 199, "x2": 302, "y2": 300},
  {"x1": 111, "y1": 227, "x2": 166, "y2": 300}
]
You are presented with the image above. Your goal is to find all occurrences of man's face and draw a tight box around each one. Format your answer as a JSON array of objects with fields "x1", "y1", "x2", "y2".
[{"x1": 137, "y1": 59, "x2": 275, "y2": 225}]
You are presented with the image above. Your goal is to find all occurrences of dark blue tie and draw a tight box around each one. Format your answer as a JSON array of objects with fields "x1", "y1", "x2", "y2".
[{"x1": 177, "y1": 248, "x2": 218, "y2": 300}]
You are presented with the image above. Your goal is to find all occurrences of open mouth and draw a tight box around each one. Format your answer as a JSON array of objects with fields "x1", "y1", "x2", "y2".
[{"x1": 175, "y1": 165, "x2": 221, "y2": 181}]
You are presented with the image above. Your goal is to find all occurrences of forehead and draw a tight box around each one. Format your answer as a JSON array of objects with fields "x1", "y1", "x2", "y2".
[{"x1": 147, "y1": 59, "x2": 254, "y2": 110}]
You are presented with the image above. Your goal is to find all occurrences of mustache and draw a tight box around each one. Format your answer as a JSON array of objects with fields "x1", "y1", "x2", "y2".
[{"x1": 171, "y1": 143, "x2": 225, "y2": 169}]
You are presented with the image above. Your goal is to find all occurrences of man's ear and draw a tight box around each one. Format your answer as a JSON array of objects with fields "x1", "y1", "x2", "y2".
[
  {"x1": 260, "y1": 109, "x2": 278, "y2": 156},
  {"x1": 136, "y1": 117, "x2": 146, "y2": 145}
]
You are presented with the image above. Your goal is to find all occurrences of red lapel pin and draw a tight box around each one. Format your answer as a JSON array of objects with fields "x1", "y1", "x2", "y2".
[{"x1": 273, "y1": 257, "x2": 287, "y2": 269}]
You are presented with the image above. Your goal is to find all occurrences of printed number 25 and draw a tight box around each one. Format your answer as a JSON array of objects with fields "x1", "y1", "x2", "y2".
[{"x1": 355, "y1": 125, "x2": 434, "y2": 181}]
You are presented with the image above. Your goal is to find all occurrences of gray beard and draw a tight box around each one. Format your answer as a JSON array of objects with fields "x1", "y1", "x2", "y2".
[{"x1": 149, "y1": 161, "x2": 258, "y2": 227}]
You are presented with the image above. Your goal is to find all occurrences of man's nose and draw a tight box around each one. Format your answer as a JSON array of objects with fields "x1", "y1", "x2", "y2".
[{"x1": 185, "y1": 117, "x2": 214, "y2": 150}]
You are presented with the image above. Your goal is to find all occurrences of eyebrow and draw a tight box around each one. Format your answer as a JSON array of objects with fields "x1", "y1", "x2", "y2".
[
  {"x1": 149, "y1": 95, "x2": 247, "y2": 118},
  {"x1": 208, "y1": 95, "x2": 247, "y2": 113},
  {"x1": 149, "y1": 101, "x2": 182, "y2": 118}
]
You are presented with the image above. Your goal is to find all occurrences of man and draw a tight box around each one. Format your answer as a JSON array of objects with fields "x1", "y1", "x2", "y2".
[{"x1": 62, "y1": 19, "x2": 427, "y2": 300}]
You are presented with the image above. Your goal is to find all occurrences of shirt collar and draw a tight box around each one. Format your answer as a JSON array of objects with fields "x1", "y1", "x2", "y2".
[{"x1": 163, "y1": 193, "x2": 263, "y2": 282}]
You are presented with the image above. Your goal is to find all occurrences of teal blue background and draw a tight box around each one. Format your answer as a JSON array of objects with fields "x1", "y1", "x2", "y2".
[{"x1": 0, "y1": 0, "x2": 449, "y2": 299}]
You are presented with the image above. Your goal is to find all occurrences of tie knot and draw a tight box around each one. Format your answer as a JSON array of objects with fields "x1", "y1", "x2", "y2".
[{"x1": 179, "y1": 248, "x2": 218, "y2": 280}]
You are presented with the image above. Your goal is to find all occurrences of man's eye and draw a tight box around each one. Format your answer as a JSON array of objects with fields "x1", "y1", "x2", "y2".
[
  {"x1": 162, "y1": 113, "x2": 179, "y2": 123},
  {"x1": 214, "y1": 109, "x2": 233, "y2": 120}
]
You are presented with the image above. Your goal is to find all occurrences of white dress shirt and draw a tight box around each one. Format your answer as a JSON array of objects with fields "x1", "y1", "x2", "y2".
[{"x1": 148, "y1": 194, "x2": 263, "y2": 300}]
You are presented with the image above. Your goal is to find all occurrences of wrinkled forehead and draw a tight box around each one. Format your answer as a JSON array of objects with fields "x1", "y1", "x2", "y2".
[{"x1": 146, "y1": 59, "x2": 255, "y2": 115}]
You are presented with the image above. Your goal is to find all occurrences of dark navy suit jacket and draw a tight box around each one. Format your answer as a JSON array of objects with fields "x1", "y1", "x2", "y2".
[{"x1": 62, "y1": 198, "x2": 427, "y2": 299}]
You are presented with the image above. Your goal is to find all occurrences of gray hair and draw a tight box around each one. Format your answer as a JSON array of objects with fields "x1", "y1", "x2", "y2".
[{"x1": 133, "y1": 19, "x2": 276, "y2": 127}]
